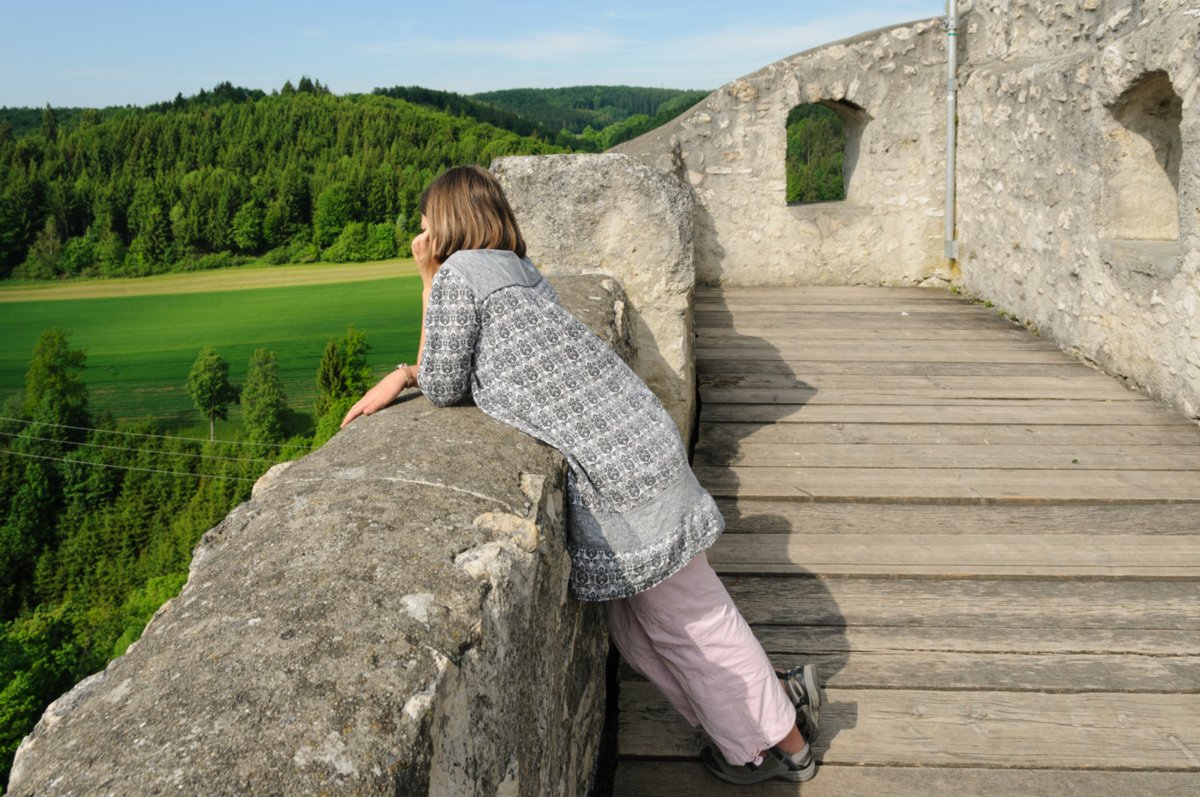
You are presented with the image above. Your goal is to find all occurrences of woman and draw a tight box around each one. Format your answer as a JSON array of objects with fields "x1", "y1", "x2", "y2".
[{"x1": 341, "y1": 165, "x2": 822, "y2": 785}]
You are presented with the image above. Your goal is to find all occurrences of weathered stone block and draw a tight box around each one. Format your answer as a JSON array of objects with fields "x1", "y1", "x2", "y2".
[{"x1": 494, "y1": 153, "x2": 697, "y2": 438}]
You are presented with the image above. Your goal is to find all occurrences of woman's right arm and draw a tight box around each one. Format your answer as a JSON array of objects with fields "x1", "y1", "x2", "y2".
[{"x1": 339, "y1": 232, "x2": 440, "y2": 429}]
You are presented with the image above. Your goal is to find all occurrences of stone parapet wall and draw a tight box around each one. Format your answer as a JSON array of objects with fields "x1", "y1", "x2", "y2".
[
  {"x1": 8, "y1": 276, "x2": 626, "y2": 797},
  {"x1": 614, "y1": 17, "x2": 952, "y2": 287},
  {"x1": 956, "y1": 0, "x2": 1200, "y2": 416}
]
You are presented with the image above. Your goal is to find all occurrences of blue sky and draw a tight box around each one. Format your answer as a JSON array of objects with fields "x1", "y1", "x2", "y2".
[{"x1": 1, "y1": 1, "x2": 946, "y2": 108}]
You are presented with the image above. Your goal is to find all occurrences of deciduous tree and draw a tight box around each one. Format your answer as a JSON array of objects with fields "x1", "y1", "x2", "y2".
[{"x1": 185, "y1": 347, "x2": 238, "y2": 441}]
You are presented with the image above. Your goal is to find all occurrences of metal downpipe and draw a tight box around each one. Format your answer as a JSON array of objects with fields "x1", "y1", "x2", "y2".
[{"x1": 945, "y1": 0, "x2": 959, "y2": 260}]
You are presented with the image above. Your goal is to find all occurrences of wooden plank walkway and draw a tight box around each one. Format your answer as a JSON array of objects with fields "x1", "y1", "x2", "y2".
[{"x1": 612, "y1": 286, "x2": 1200, "y2": 796}]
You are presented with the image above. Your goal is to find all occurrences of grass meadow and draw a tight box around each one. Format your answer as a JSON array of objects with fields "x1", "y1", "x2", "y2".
[{"x1": 0, "y1": 261, "x2": 423, "y2": 437}]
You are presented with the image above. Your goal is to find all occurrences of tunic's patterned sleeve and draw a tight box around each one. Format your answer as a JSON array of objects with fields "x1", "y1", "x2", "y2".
[{"x1": 418, "y1": 268, "x2": 480, "y2": 406}]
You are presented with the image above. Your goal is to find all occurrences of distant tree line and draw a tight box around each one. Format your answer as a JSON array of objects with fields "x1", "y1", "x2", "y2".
[
  {"x1": 373, "y1": 85, "x2": 560, "y2": 142},
  {"x1": 472, "y1": 85, "x2": 704, "y2": 134},
  {"x1": 577, "y1": 90, "x2": 709, "y2": 151},
  {"x1": 376, "y1": 84, "x2": 708, "y2": 152},
  {"x1": 0, "y1": 324, "x2": 376, "y2": 787}
]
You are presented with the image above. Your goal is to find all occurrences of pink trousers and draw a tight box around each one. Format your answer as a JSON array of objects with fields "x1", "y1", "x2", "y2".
[{"x1": 604, "y1": 552, "x2": 796, "y2": 765}]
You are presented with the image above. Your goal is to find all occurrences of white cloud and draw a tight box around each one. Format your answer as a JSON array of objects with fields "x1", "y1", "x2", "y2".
[{"x1": 358, "y1": 27, "x2": 626, "y2": 63}]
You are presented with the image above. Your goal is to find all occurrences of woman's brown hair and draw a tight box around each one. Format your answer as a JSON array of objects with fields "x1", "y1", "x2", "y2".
[{"x1": 419, "y1": 165, "x2": 527, "y2": 262}]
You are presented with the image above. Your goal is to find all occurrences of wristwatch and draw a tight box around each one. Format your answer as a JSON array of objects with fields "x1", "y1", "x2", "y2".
[{"x1": 396, "y1": 363, "x2": 416, "y2": 389}]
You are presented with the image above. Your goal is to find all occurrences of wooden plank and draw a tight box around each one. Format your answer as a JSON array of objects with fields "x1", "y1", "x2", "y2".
[
  {"x1": 721, "y1": 576, "x2": 1200, "y2": 629},
  {"x1": 700, "y1": 387, "x2": 1149, "y2": 404},
  {"x1": 620, "y1": 649, "x2": 1200, "y2": 692},
  {"x1": 697, "y1": 359, "x2": 1103, "y2": 377},
  {"x1": 697, "y1": 303, "x2": 1016, "y2": 318},
  {"x1": 699, "y1": 403, "x2": 1195, "y2": 425},
  {"x1": 695, "y1": 304, "x2": 986, "y2": 316},
  {"x1": 698, "y1": 326, "x2": 1034, "y2": 342},
  {"x1": 618, "y1": 684, "x2": 1200, "y2": 769},
  {"x1": 695, "y1": 286, "x2": 962, "y2": 301},
  {"x1": 696, "y1": 300, "x2": 993, "y2": 312},
  {"x1": 698, "y1": 421, "x2": 1197, "y2": 446},
  {"x1": 697, "y1": 346, "x2": 1072, "y2": 364},
  {"x1": 699, "y1": 372, "x2": 1140, "y2": 394},
  {"x1": 697, "y1": 321, "x2": 1029, "y2": 336},
  {"x1": 614, "y1": 761, "x2": 1200, "y2": 797},
  {"x1": 696, "y1": 311, "x2": 1022, "y2": 331},
  {"x1": 706, "y1": 534, "x2": 1200, "y2": 577},
  {"x1": 750, "y1": 625, "x2": 1200, "y2": 657},
  {"x1": 696, "y1": 337, "x2": 1060, "y2": 352},
  {"x1": 715, "y1": 500, "x2": 1200, "y2": 536},
  {"x1": 695, "y1": 443, "x2": 1200, "y2": 470},
  {"x1": 694, "y1": 466, "x2": 1200, "y2": 503}
]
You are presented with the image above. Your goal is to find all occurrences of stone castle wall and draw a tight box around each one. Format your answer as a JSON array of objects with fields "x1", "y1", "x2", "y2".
[
  {"x1": 618, "y1": 0, "x2": 1200, "y2": 417},
  {"x1": 614, "y1": 16, "x2": 953, "y2": 287},
  {"x1": 956, "y1": 0, "x2": 1199, "y2": 417}
]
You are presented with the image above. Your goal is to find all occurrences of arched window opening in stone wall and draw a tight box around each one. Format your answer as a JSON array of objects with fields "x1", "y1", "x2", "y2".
[
  {"x1": 1101, "y1": 71, "x2": 1182, "y2": 242},
  {"x1": 785, "y1": 100, "x2": 866, "y2": 205}
]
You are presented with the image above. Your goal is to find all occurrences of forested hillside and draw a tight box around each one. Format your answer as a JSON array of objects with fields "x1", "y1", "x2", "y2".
[
  {"x1": 376, "y1": 84, "x2": 710, "y2": 151},
  {"x1": 472, "y1": 85, "x2": 698, "y2": 132},
  {"x1": 0, "y1": 81, "x2": 563, "y2": 280},
  {"x1": 372, "y1": 85, "x2": 562, "y2": 142}
]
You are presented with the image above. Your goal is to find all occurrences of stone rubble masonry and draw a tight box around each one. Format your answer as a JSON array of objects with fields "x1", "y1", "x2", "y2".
[
  {"x1": 613, "y1": 0, "x2": 1199, "y2": 418},
  {"x1": 956, "y1": 0, "x2": 1200, "y2": 419},
  {"x1": 7, "y1": 275, "x2": 627, "y2": 797},
  {"x1": 494, "y1": 153, "x2": 697, "y2": 438},
  {"x1": 613, "y1": 16, "x2": 953, "y2": 289}
]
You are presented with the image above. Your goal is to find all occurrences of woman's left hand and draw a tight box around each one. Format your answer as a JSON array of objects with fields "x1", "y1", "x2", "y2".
[{"x1": 340, "y1": 368, "x2": 413, "y2": 429}]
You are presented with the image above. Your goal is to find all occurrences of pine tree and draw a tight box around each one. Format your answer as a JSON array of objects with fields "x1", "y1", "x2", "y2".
[
  {"x1": 314, "y1": 326, "x2": 372, "y2": 417},
  {"x1": 40, "y1": 104, "x2": 58, "y2": 143},
  {"x1": 23, "y1": 328, "x2": 89, "y2": 438},
  {"x1": 0, "y1": 330, "x2": 90, "y2": 613},
  {"x1": 241, "y1": 349, "x2": 288, "y2": 442}
]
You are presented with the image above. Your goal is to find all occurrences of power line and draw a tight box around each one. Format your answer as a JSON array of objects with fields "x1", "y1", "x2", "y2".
[
  {"x1": 0, "y1": 415, "x2": 293, "y2": 450},
  {"x1": 0, "y1": 447, "x2": 260, "y2": 483},
  {"x1": 0, "y1": 430, "x2": 276, "y2": 465}
]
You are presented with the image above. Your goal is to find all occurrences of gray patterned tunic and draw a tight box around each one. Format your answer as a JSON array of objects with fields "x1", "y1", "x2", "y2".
[{"x1": 418, "y1": 249, "x2": 724, "y2": 601}]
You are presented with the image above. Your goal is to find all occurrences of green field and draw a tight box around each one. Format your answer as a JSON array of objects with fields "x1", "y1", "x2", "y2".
[{"x1": 1, "y1": 267, "x2": 424, "y2": 433}]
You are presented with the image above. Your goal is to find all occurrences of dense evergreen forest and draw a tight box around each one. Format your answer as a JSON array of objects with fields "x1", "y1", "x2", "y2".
[{"x1": 0, "y1": 78, "x2": 565, "y2": 281}]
